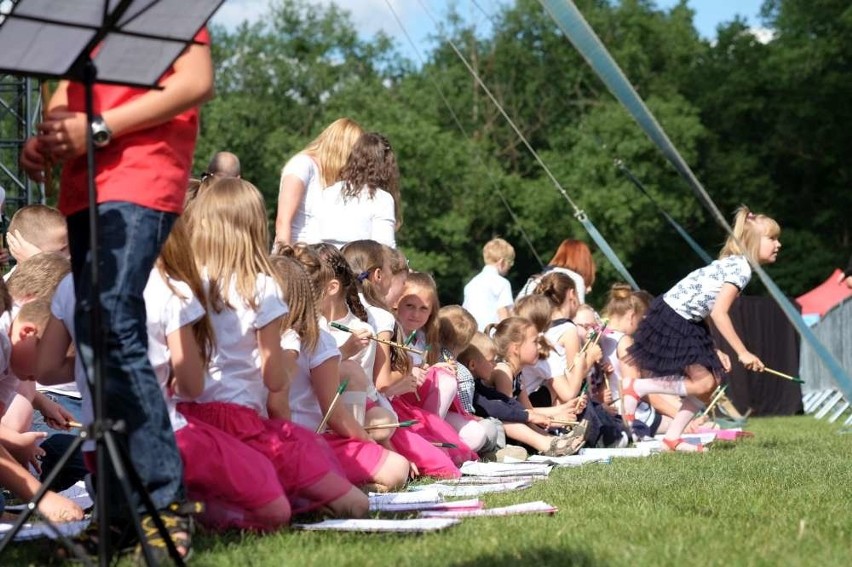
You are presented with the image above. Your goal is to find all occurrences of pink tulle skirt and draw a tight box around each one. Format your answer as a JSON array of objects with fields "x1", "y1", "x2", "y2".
[
  {"x1": 175, "y1": 415, "x2": 284, "y2": 512},
  {"x1": 320, "y1": 432, "x2": 390, "y2": 487},
  {"x1": 178, "y1": 401, "x2": 351, "y2": 513},
  {"x1": 391, "y1": 397, "x2": 478, "y2": 466}
]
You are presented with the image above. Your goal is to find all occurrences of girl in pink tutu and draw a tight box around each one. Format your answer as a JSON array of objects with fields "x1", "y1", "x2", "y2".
[
  {"x1": 145, "y1": 217, "x2": 291, "y2": 531},
  {"x1": 623, "y1": 206, "x2": 781, "y2": 452},
  {"x1": 311, "y1": 243, "x2": 460, "y2": 479},
  {"x1": 280, "y1": 244, "x2": 410, "y2": 491},
  {"x1": 178, "y1": 178, "x2": 366, "y2": 516},
  {"x1": 390, "y1": 272, "x2": 479, "y2": 464}
]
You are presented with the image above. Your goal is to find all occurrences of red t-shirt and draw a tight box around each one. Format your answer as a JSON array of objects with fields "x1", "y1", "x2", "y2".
[{"x1": 59, "y1": 28, "x2": 210, "y2": 216}]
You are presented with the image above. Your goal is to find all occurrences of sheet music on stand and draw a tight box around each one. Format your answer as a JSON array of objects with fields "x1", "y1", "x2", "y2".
[{"x1": 0, "y1": 0, "x2": 222, "y2": 87}]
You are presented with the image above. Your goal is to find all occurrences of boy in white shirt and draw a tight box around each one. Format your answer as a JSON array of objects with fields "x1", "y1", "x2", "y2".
[{"x1": 462, "y1": 238, "x2": 516, "y2": 331}]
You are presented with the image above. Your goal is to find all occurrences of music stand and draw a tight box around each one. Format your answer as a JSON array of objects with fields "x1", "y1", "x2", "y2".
[{"x1": 0, "y1": 1, "x2": 222, "y2": 565}]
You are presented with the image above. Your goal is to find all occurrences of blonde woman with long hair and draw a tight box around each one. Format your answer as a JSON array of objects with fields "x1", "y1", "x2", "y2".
[{"x1": 274, "y1": 118, "x2": 364, "y2": 246}]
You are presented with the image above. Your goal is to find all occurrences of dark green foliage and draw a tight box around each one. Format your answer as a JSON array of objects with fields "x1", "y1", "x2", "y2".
[{"x1": 191, "y1": 0, "x2": 849, "y2": 304}]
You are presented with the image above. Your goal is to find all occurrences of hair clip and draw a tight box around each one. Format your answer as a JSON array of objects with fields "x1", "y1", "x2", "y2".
[{"x1": 356, "y1": 270, "x2": 371, "y2": 283}]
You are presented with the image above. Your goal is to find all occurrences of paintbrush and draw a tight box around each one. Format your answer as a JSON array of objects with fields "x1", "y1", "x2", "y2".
[
  {"x1": 363, "y1": 419, "x2": 418, "y2": 431},
  {"x1": 329, "y1": 321, "x2": 425, "y2": 356},
  {"x1": 565, "y1": 318, "x2": 609, "y2": 375},
  {"x1": 697, "y1": 384, "x2": 727, "y2": 419},
  {"x1": 431, "y1": 442, "x2": 457, "y2": 449},
  {"x1": 316, "y1": 379, "x2": 349, "y2": 433},
  {"x1": 763, "y1": 367, "x2": 805, "y2": 384}
]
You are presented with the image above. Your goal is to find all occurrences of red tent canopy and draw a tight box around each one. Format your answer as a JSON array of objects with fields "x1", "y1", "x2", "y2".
[{"x1": 796, "y1": 269, "x2": 852, "y2": 316}]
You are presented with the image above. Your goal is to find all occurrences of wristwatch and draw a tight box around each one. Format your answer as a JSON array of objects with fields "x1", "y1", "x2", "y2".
[{"x1": 91, "y1": 116, "x2": 112, "y2": 148}]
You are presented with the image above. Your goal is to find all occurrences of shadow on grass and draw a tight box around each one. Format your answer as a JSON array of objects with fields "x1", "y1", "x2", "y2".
[{"x1": 452, "y1": 546, "x2": 604, "y2": 567}]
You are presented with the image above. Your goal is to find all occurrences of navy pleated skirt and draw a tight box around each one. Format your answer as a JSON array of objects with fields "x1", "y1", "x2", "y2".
[{"x1": 626, "y1": 296, "x2": 724, "y2": 377}]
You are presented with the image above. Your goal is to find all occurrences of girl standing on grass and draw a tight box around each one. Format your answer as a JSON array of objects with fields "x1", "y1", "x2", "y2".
[{"x1": 623, "y1": 206, "x2": 781, "y2": 452}]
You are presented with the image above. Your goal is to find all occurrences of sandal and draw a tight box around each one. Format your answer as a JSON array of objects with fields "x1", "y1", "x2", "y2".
[
  {"x1": 541, "y1": 419, "x2": 588, "y2": 457},
  {"x1": 134, "y1": 501, "x2": 202, "y2": 564},
  {"x1": 56, "y1": 518, "x2": 138, "y2": 561},
  {"x1": 662, "y1": 438, "x2": 705, "y2": 453},
  {"x1": 620, "y1": 379, "x2": 640, "y2": 424}
]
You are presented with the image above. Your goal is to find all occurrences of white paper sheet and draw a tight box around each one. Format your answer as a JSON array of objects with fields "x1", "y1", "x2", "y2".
[
  {"x1": 420, "y1": 500, "x2": 557, "y2": 519},
  {"x1": 527, "y1": 454, "x2": 611, "y2": 466},
  {"x1": 294, "y1": 518, "x2": 460, "y2": 533},
  {"x1": 411, "y1": 480, "x2": 533, "y2": 498},
  {"x1": 578, "y1": 447, "x2": 655, "y2": 458},
  {"x1": 459, "y1": 461, "x2": 553, "y2": 477},
  {"x1": 0, "y1": 517, "x2": 90, "y2": 541}
]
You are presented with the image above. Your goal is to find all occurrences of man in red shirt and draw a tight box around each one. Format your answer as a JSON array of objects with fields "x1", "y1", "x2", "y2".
[{"x1": 21, "y1": 29, "x2": 213, "y2": 561}]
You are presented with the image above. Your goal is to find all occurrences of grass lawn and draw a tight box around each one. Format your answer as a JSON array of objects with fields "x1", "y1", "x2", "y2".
[{"x1": 5, "y1": 416, "x2": 850, "y2": 566}]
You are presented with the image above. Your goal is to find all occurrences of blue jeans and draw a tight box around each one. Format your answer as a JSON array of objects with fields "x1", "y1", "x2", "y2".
[{"x1": 67, "y1": 202, "x2": 184, "y2": 518}]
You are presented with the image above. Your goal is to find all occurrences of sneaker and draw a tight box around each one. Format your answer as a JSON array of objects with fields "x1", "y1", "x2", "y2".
[
  {"x1": 134, "y1": 501, "x2": 202, "y2": 565},
  {"x1": 495, "y1": 445, "x2": 529, "y2": 462}
]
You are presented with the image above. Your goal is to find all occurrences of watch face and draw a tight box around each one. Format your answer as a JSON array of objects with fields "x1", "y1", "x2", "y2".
[{"x1": 93, "y1": 130, "x2": 109, "y2": 143}]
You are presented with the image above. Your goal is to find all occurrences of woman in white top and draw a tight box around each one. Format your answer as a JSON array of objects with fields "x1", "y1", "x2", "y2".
[
  {"x1": 316, "y1": 133, "x2": 401, "y2": 249},
  {"x1": 274, "y1": 118, "x2": 364, "y2": 246},
  {"x1": 516, "y1": 239, "x2": 596, "y2": 304}
]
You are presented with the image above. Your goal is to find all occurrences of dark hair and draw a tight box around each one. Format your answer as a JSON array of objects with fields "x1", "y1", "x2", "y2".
[
  {"x1": 312, "y1": 243, "x2": 370, "y2": 323},
  {"x1": 339, "y1": 132, "x2": 402, "y2": 229}
]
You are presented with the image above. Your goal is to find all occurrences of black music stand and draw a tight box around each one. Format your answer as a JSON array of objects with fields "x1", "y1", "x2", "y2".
[{"x1": 0, "y1": 1, "x2": 222, "y2": 565}]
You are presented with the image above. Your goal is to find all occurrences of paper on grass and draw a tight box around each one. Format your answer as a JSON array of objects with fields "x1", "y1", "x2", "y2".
[
  {"x1": 295, "y1": 518, "x2": 459, "y2": 533},
  {"x1": 411, "y1": 479, "x2": 532, "y2": 498},
  {"x1": 459, "y1": 461, "x2": 553, "y2": 477},
  {"x1": 420, "y1": 500, "x2": 557, "y2": 519},
  {"x1": 369, "y1": 489, "x2": 441, "y2": 511},
  {"x1": 579, "y1": 447, "x2": 655, "y2": 458},
  {"x1": 527, "y1": 454, "x2": 611, "y2": 466},
  {"x1": 448, "y1": 475, "x2": 544, "y2": 485}
]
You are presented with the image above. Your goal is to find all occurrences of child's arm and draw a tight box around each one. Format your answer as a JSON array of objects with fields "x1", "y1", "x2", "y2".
[
  {"x1": 372, "y1": 334, "x2": 393, "y2": 392},
  {"x1": 267, "y1": 348, "x2": 299, "y2": 421},
  {"x1": 0, "y1": 423, "x2": 46, "y2": 473},
  {"x1": 36, "y1": 316, "x2": 75, "y2": 386},
  {"x1": 710, "y1": 283, "x2": 764, "y2": 371},
  {"x1": 0, "y1": 442, "x2": 83, "y2": 522},
  {"x1": 257, "y1": 317, "x2": 290, "y2": 394},
  {"x1": 167, "y1": 325, "x2": 206, "y2": 400},
  {"x1": 274, "y1": 175, "x2": 306, "y2": 246},
  {"x1": 31, "y1": 392, "x2": 74, "y2": 431},
  {"x1": 311, "y1": 358, "x2": 371, "y2": 441},
  {"x1": 491, "y1": 363, "x2": 515, "y2": 399}
]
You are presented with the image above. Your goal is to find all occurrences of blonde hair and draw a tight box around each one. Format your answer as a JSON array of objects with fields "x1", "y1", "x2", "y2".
[
  {"x1": 342, "y1": 239, "x2": 390, "y2": 312},
  {"x1": 398, "y1": 272, "x2": 440, "y2": 366},
  {"x1": 186, "y1": 177, "x2": 276, "y2": 312},
  {"x1": 513, "y1": 296, "x2": 553, "y2": 360},
  {"x1": 437, "y1": 305, "x2": 477, "y2": 355},
  {"x1": 6, "y1": 252, "x2": 70, "y2": 303},
  {"x1": 386, "y1": 246, "x2": 409, "y2": 275},
  {"x1": 313, "y1": 243, "x2": 369, "y2": 323},
  {"x1": 482, "y1": 238, "x2": 515, "y2": 265},
  {"x1": 7, "y1": 204, "x2": 66, "y2": 252},
  {"x1": 16, "y1": 298, "x2": 51, "y2": 335},
  {"x1": 602, "y1": 283, "x2": 645, "y2": 319},
  {"x1": 277, "y1": 243, "x2": 332, "y2": 308},
  {"x1": 719, "y1": 205, "x2": 781, "y2": 262},
  {"x1": 269, "y1": 254, "x2": 320, "y2": 352},
  {"x1": 485, "y1": 316, "x2": 534, "y2": 361},
  {"x1": 457, "y1": 331, "x2": 496, "y2": 368},
  {"x1": 157, "y1": 216, "x2": 215, "y2": 365},
  {"x1": 302, "y1": 118, "x2": 364, "y2": 187}
]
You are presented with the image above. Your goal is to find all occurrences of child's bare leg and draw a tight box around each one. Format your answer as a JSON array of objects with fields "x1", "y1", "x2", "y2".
[
  {"x1": 325, "y1": 486, "x2": 369, "y2": 518},
  {"x1": 422, "y1": 370, "x2": 458, "y2": 418},
  {"x1": 445, "y1": 412, "x2": 486, "y2": 452},
  {"x1": 340, "y1": 360, "x2": 368, "y2": 425},
  {"x1": 364, "y1": 406, "x2": 396, "y2": 444},
  {"x1": 503, "y1": 423, "x2": 558, "y2": 454},
  {"x1": 366, "y1": 451, "x2": 409, "y2": 492},
  {"x1": 662, "y1": 365, "x2": 717, "y2": 451}
]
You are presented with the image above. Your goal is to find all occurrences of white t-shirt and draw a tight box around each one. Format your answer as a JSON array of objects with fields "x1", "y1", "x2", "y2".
[
  {"x1": 280, "y1": 153, "x2": 322, "y2": 243},
  {"x1": 186, "y1": 273, "x2": 288, "y2": 415},
  {"x1": 360, "y1": 293, "x2": 395, "y2": 335},
  {"x1": 520, "y1": 358, "x2": 550, "y2": 395},
  {"x1": 663, "y1": 255, "x2": 752, "y2": 321},
  {"x1": 143, "y1": 268, "x2": 207, "y2": 432},
  {"x1": 462, "y1": 265, "x2": 513, "y2": 331},
  {"x1": 50, "y1": 275, "x2": 93, "y2": 450},
  {"x1": 288, "y1": 328, "x2": 341, "y2": 431},
  {"x1": 316, "y1": 181, "x2": 396, "y2": 249},
  {"x1": 327, "y1": 310, "x2": 378, "y2": 396},
  {"x1": 516, "y1": 267, "x2": 586, "y2": 304}
]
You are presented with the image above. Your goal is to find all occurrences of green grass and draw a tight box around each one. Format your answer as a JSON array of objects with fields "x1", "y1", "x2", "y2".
[{"x1": 6, "y1": 416, "x2": 851, "y2": 566}]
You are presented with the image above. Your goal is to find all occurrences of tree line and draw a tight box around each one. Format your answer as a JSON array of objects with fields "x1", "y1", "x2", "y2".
[{"x1": 194, "y1": 0, "x2": 852, "y2": 306}]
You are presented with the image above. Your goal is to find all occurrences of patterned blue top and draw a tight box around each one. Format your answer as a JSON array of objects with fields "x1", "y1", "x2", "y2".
[{"x1": 663, "y1": 255, "x2": 752, "y2": 321}]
